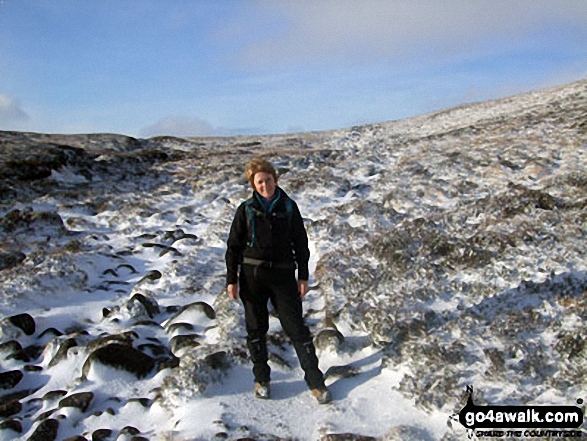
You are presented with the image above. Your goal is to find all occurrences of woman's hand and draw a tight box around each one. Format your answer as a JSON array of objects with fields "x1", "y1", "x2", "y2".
[
  {"x1": 228, "y1": 283, "x2": 239, "y2": 301},
  {"x1": 298, "y1": 280, "x2": 309, "y2": 298}
]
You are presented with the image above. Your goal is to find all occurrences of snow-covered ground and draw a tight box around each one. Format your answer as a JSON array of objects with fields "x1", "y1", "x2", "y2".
[{"x1": 0, "y1": 79, "x2": 586, "y2": 440}]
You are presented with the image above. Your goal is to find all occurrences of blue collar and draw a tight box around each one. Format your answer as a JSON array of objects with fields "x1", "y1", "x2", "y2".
[{"x1": 255, "y1": 188, "x2": 281, "y2": 213}]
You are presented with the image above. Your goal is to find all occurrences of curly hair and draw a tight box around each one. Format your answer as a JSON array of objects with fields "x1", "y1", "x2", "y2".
[{"x1": 244, "y1": 157, "x2": 278, "y2": 188}]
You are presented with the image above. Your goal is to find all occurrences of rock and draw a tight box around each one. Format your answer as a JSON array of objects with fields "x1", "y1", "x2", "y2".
[
  {"x1": 175, "y1": 301, "x2": 216, "y2": 320},
  {"x1": 0, "y1": 340, "x2": 24, "y2": 360},
  {"x1": 138, "y1": 269, "x2": 162, "y2": 283},
  {"x1": 48, "y1": 337, "x2": 78, "y2": 367},
  {"x1": 0, "y1": 153, "x2": 54, "y2": 181},
  {"x1": 324, "y1": 365, "x2": 359, "y2": 379},
  {"x1": 0, "y1": 141, "x2": 89, "y2": 182},
  {"x1": 166, "y1": 322, "x2": 195, "y2": 334},
  {"x1": 38, "y1": 328, "x2": 64, "y2": 339},
  {"x1": 59, "y1": 391, "x2": 94, "y2": 412},
  {"x1": 170, "y1": 334, "x2": 200, "y2": 354},
  {"x1": 27, "y1": 418, "x2": 59, "y2": 441},
  {"x1": 204, "y1": 351, "x2": 229, "y2": 371},
  {"x1": 0, "y1": 419, "x2": 22, "y2": 433},
  {"x1": 0, "y1": 399, "x2": 21, "y2": 418},
  {"x1": 24, "y1": 365, "x2": 43, "y2": 372},
  {"x1": 158, "y1": 245, "x2": 181, "y2": 257},
  {"x1": 0, "y1": 370, "x2": 24, "y2": 390},
  {"x1": 127, "y1": 398, "x2": 152, "y2": 408},
  {"x1": 0, "y1": 249, "x2": 26, "y2": 270},
  {"x1": 117, "y1": 263, "x2": 138, "y2": 274},
  {"x1": 141, "y1": 243, "x2": 181, "y2": 257},
  {"x1": 8, "y1": 313, "x2": 36, "y2": 335},
  {"x1": 165, "y1": 305, "x2": 182, "y2": 314},
  {"x1": 129, "y1": 293, "x2": 160, "y2": 318},
  {"x1": 37, "y1": 409, "x2": 59, "y2": 423},
  {"x1": 119, "y1": 426, "x2": 141, "y2": 436},
  {"x1": 82, "y1": 343, "x2": 156, "y2": 379},
  {"x1": 92, "y1": 428, "x2": 114, "y2": 441},
  {"x1": 43, "y1": 390, "x2": 68, "y2": 402},
  {"x1": 102, "y1": 268, "x2": 117, "y2": 277},
  {"x1": 314, "y1": 328, "x2": 345, "y2": 351},
  {"x1": 160, "y1": 349, "x2": 230, "y2": 398},
  {"x1": 86, "y1": 331, "x2": 138, "y2": 353},
  {"x1": 0, "y1": 209, "x2": 66, "y2": 236}
]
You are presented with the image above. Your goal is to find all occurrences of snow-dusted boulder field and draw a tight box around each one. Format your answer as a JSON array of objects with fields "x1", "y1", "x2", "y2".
[{"x1": 0, "y1": 79, "x2": 586, "y2": 440}]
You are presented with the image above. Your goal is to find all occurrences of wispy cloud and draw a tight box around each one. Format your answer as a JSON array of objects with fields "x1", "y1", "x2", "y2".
[
  {"x1": 225, "y1": 0, "x2": 587, "y2": 69},
  {"x1": 0, "y1": 93, "x2": 29, "y2": 125}
]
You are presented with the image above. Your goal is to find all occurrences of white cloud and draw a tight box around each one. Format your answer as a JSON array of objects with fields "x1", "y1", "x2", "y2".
[
  {"x1": 139, "y1": 116, "x2": 263, "y2": 138},
  {"x1": 139, "y1": 116, "x2": 225, "y2": 138},
  {"x1": 225, "y1": 0, "x2": 587, "y2": 68},
  {"x1": 0, "y1": 93, "x2": 29, "y2": 124}
]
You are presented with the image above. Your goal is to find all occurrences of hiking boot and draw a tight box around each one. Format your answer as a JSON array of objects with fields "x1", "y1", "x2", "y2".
[
  {"x1": 254, "y1": 382, "x2": 270, "y2": 399},
  {"x1": 311, "y1": 386, "x2": 332, "y2": 404}
]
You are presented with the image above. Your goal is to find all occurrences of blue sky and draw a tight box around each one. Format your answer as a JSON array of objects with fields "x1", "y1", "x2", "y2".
[{"x1": 0, "y1": 1, "x2": 586, "y2": 138}]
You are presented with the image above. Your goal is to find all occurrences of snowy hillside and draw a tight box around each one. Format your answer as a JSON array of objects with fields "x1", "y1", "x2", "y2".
[{"x1": 0, "y1": 79, "x2": 586, "y2": 441}]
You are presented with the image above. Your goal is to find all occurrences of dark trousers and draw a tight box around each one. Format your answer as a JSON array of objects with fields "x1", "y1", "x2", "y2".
[{"x1": 240, "y1": 265, "x2": 325, "y2": 389}]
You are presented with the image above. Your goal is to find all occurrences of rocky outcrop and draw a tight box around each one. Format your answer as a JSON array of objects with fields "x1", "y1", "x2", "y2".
[
  {"x1": 59, "y1": 391, "x2": 94, "y2": 412},
  {"x1": 0, "y1": 249, "x2": 26, "y2": 271},
  {"x1": 82, "y1": 343, "x2": 157, "y2": 379},
  {"x1": 0, "y1": 370, "x2": 23, "y2": 390},
  {"x1": 27, "y1": 418, "x2": 59, "y2": 441}
]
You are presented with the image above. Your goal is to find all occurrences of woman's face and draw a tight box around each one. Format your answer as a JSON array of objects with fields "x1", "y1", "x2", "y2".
[{"x1": 253, "y1": 172, "x2": 276, "y2": 199}]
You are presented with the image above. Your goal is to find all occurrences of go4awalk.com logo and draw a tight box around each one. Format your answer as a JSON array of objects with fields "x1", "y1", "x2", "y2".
[{"x1": 452, "y1": 386, "x2": 585, "y2": 438}]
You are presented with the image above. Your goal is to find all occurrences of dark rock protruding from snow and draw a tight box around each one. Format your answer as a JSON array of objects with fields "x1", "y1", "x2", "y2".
[
  {"x1": 59, "y1": 391, "x2": 94, "y2": 413},
  {"x1": 0, "y1": 399, "x2": 22, "y2": 418},
  {"x1": 26, "y1": 418, "x2": 59, "y2": 441},
  {"x1": 0, "y1": 209, "x2": 67, "y2": 237},
  {"x1": 48, "y1": 337, "x2": 78, "y2": 367},
  {"x1": 174, "y1": 301, "x2": 216, "y2": 320},
  {"x1": 91, "y1": 428, "x2": 114, "y2": 441},
  {"x1": 82, "y1": 343, "x2": 157, "y2": 379},
  {"x1": 170, "y1": 334, "x2": 200, "y2": 354},
  {"x1": 129, "y1": 293, "x2": 160, "y2": 318},
  {"x1": 8, "y1": 313, "x2": 36, "y2": 336},
  {"x1": 0, "y1": 370, "x2": 24, "y2": 390},
  {"x1": 0, "y1": 419, "x2": 22, "y2": 434},
  {"x1": 0, "y1": 340, "x2": 28, "y2": 362},
  {"x1": 314, "y1": 328, "x2": 345, "y2": 352},
  {"x1": 0, "y1": 250, "x2": 26, "y2": 270},
  {"x1": 0, "y1": 142, "x2": 87, "y2": 182}
]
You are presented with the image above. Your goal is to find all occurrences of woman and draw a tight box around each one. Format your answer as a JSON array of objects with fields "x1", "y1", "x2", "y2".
[{"x1": 225, "y1": 157, "x2": 331, "y2": 404}]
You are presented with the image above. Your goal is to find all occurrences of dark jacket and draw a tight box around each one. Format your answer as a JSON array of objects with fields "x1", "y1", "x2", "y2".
[{"x1": 225, "y1": 187, "x2": 310, "y2": 285}]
